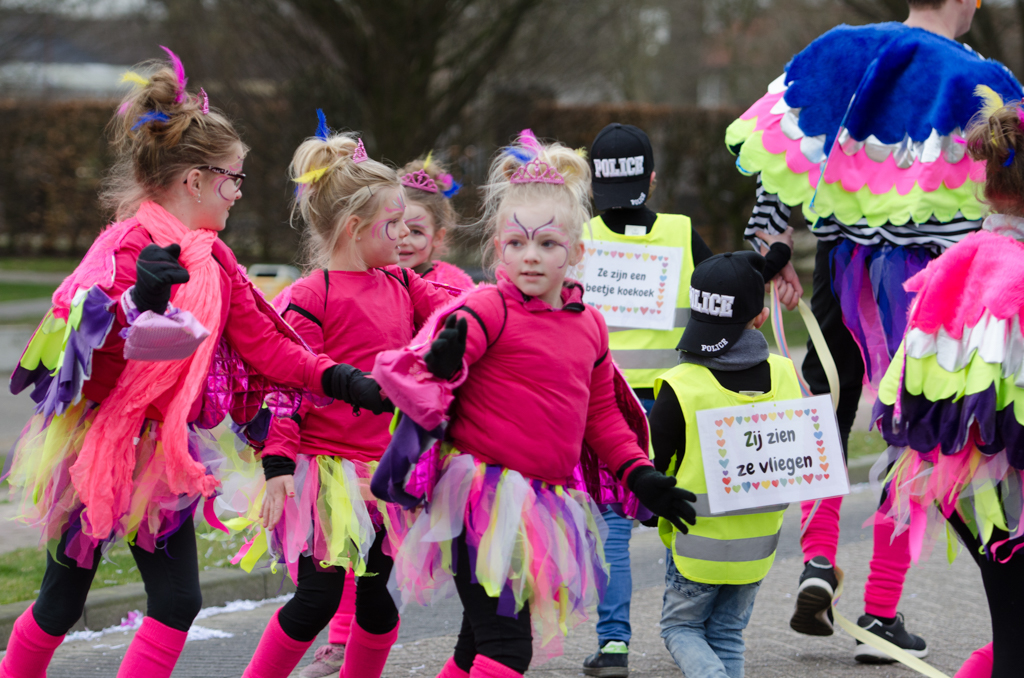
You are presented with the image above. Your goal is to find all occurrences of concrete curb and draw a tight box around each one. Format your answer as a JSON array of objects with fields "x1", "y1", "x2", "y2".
[{"x1": 0, "y1": 567, "x2": 295, "y2": 650}]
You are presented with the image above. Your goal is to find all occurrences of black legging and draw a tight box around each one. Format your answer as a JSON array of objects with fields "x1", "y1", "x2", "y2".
[
  {"x1": 451, "y1": 534, "x2": 533, "y2": 674},
  {"x1": 802, "y1": 238, "x2": 864, "y2": 459},
  {"x1": 947, "y1": 512, "x2": 1024, "y2": 678},
  {"x1": 33, "y1": 519, "x2": 202, "y2": 635},
  {"x1": 277, "y1": 529, "x2": 398, "y2": 642}
]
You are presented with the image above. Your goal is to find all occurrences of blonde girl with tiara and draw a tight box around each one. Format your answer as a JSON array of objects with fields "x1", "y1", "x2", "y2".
[
  {"x1": 369, "y1": 131, "x2": 697, "y2": 677},
  {"x1": 291, "y1": 152, "x2": 473, "y2": 678},
  {"x1": 397, "y1": 154, "x2": 475, "y2": 290},
  {"x1": 238, "y1": 113, "x2": 453, "y2": 678},
  {"x1": 0, "y1": 49, "x2": 357, "y2": 678}
]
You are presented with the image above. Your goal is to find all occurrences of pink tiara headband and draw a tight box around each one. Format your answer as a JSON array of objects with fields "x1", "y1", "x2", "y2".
[
  {"x1": 509, "y1": 157, "x2": 564, "y2": 185},
  {"x1": 353, "y1": 138, "x2": 369, "y2": 164},
  {"x1": 402, "y1": 169, "x2": 438, "y2": 193}
]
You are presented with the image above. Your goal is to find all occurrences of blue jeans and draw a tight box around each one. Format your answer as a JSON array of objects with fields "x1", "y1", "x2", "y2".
[
  {"x1": 593, "y1": 397, "x2": 654, "y2": 648},
  {"x1": 596, "y1": 509, "x2": 633, "y2": 646},
  {"x1": 660, "y1": 551, "x2": 761, "y2": 678}
]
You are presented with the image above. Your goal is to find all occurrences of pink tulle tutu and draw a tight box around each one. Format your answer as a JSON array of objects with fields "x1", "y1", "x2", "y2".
[
  {"x1": 385, "y1": 450, "x2": 609, "y2": 663},
  {"x1": 223, "y1": 454, "x2": 390, "y2": 584},
  {"x1": 6, "y1": 399, "x2": 228, "y2": 568}
]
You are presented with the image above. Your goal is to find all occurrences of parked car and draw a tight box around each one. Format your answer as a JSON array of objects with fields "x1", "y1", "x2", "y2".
[{"x1": 246, "y1": 264, "x2": 301, "y2": 302}]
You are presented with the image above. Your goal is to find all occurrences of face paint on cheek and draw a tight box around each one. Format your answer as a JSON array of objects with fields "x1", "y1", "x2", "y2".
[
  {"x1": 214, "y1": 177, "x2": 235, "y2": 201},
  {"x1": 534, "y1": 224, "x2": 571, "y2": 269},
  {"x1": 371, "y1": 195, "x2": 406, "y2": 241}
]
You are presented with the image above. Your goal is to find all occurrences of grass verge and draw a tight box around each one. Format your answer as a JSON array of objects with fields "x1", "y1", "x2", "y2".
[
  {"x1": 848, "y1": 430, "x2": 885, "y2": 460},
  {"x1": 0, "y1": 527, "x2": 250, "y2": 606},
  {"x1": 0, "y1": 258, "x2": 77, "y2": 273},
  {"x1": 0, "y1": 283, "x2": 57, "y2": 303}
]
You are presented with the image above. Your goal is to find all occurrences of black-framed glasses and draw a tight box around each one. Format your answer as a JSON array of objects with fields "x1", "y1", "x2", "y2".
[{"x1": 184, "y1": 165, "x2": 246, "y2": 190}]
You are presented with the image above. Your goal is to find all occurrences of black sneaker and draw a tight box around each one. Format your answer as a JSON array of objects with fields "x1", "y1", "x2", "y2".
[
  {"x1": 583, "y1": 640, "x2": 629, "y2": 677},
  {"x1": 790, "y1": 556, "x2": 840, "y2": 636},
  {"x1": 853, "y1": 613, "x2": 928, "y2": 664}
]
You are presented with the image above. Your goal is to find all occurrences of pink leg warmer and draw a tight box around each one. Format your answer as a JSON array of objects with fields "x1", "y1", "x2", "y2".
[
  {"x1": 954, "y1": 644, "x2": 993, "y2": 678},
  {"x1": 800, "y1": 496, "x2": 843, "y2": 565},
  {"x1": 340, "y1": 620, "x2": 400, "y2": 678},
  {"x1": 469, "y1": 655, "x2": 523, "y2": 678},
  {"x1": 437, "y1": 656, "x2": 471, "y2": 678},
  {"x1": 863, "y1": 514, "x2": 912, "y2": 619},
  {"x1": 328, "y1": 570, "x2": 357, "y2": 645},
  {"x1": 115, "y1": 617, "x2": 188, "y2": 678},
  {"x1": 0, "y1": 606, "x2": 64, "y2": 678},
  {"x1": 241, "y1": 610, "x2": 314, "y2": 678}
]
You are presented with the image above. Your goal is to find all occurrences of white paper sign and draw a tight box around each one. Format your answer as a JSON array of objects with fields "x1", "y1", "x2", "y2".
[
  {"x1": 580, "y1": 240, "x2": 683, "y2": 331},
  {"x1": 695, "y1": 395, "x2": 849, "y2": 514}
]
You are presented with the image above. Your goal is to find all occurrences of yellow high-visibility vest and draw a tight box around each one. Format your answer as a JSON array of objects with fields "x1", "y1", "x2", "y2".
[
  {"x1": 586, "y1": 214, "x2": 695, "y2": 389},
  {"x1": 654, "y1": 355, "x2": 801, "y2": 585}
]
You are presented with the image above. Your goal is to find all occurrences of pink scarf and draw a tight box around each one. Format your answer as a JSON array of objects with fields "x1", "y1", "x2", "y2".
[{"x1": 69, "y1": 201, "x2": 224, "y2": 539}]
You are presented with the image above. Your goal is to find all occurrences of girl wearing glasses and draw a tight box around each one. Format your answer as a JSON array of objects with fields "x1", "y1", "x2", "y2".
[{"x1": 0, "y1": 49, "x2": 370, "y2": 678}]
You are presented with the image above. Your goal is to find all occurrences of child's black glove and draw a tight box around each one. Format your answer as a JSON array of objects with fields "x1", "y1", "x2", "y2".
[
  {"x1": 133, "y1": 243, "x2": 190, "y2": 314},
  {"x1": 321, "y1": 364, "x2": 393, "y2": 415},
  {"x1": 627, "y1": 466, "x2": 697, "y2": 534},
  {"x1": 425, "y1": 315, "x2": 467, "y2": 380}
]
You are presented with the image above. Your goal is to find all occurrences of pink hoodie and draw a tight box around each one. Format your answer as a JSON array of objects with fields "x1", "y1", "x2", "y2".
[
  {"x1": 262, "y1": 266, "x2": 452, "y2": 463},
  {"x1": 82, "y1": 225, "x2": 333, "y2": 423},
  {"x1": 408, "y1": 273, "x2": 653, "y2": 486}
]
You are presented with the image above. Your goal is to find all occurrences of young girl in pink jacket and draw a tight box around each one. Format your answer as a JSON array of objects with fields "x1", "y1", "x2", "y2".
[
  {"x1": 238, "y1": 120, "x2": 453, "y2": 678},
  {"x1": 0, "y1": 50, "x2": 362, "y2": 678},
  {"x1": 397, "y1": 154, "x2": 475, "y2": 290},
  {"x1": 371, "y1": 132, "x2": 697, "y2": 678}
]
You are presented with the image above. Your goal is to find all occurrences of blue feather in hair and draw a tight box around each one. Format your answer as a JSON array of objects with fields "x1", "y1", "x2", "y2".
[
  {"x1": 504, "y1": 147, "x2": 534, "y2": 163},
  {"x1": 132, "y1": 111, "x2": 170, "y2": 131},
  {"x1": 442, "y1": 178, "x2": 462, "y2": 199},
  {"x1": 316, "y1": 109, "x2": 330, "y2": 140}
]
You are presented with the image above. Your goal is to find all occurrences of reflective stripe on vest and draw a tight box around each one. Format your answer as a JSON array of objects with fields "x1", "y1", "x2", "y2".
[
  {"x1": 654, "y1": 354, "x2": 803, "y2": 585},
  {"x1": 674, "y1": 531, "x2": 781, "y2": 563},
  {"x1": 587, "y1": 214, "x2": 695, "y2": 389}
]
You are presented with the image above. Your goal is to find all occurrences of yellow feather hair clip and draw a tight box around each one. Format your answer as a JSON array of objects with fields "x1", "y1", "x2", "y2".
[
  {"x1": 294, "y1": 167, "x2": 329, "y2": 184},
  {"x1": 575, "y1": 147, "x2": 588, "y2": 159},
  {"x1": 423, "y1": 150, "x2": 433, "y2": 169},
  {"x1": 121, "y1": 71, "x2": 150, "y2": 87},
  {"x1": 975, "y1": 85, "x2": 1005, "y2": 120}
]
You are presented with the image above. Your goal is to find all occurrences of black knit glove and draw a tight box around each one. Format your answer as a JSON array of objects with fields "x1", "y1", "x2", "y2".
[
  {"x1": 627, "y1": 466, "x2": 697, "y2": 534},
  {"x1": 424, "y1": 315, "x2": 467, "y2": 380},
  {"x1": 321, "y1": 364, "x2": 393, "y2": 415},
  {"x1": 132, "y1": 244, "x2": 190, "y2": 314}
]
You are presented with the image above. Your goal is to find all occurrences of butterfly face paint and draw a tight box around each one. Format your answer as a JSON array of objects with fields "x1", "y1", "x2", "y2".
[
  {"x1": 495, "y1": 202, "x2": 577, "y2": 307},
  {"x1": 191, "y1": 142, "x2": 245, "y2": 233},
  {"x1": 398, "y1": 201, "x2": 437, "y2": 270},
  {"x1": 355, "y1": 187, "x2": 410, "y2": 269},
  {"x1": 369, "y1": 192, "x2": 406, "y2": 241}
]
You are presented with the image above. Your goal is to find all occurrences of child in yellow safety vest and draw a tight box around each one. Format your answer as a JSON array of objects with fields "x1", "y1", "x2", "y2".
[{"x1": 651, "y1": 251, "x2": 802, "y2": 678}]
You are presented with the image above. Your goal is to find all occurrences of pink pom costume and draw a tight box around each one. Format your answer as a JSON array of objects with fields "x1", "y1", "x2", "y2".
[
  {"x1": 874, "y1": 215, "x2": 1024, "y2": 677},
  {"x1": 369, "y1": 272, "x2": 654, "y2": 674},
  {"x1": 232, "y1": 266, "x2": 453, "y2": 678},
  {"x1": 1, "y1": 201, "x2": 334, "y2": 678}
]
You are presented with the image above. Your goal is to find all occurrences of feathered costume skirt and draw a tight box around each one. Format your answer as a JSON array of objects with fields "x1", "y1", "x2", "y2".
[
  {"x1": 6, "y1": 399, "x2": 229, "y2": 568},
  {"x1": 874, "y1": 228, "x2": 1024, "y2": 562},
  {"x1": 223, "y1": 454, "x2": 387, "y2": 585},
  {"x1": 385, "y1": 449, "x2": 610, "y2": 662}
]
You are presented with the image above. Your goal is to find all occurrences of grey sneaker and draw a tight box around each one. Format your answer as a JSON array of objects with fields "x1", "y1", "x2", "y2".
[
  {"x1": 583, "y1": 640, "x2": 629, "y2": 677},
  {"x1": 853, "y1": 613, "x2": 928, "y2": 664},
  {"x1": 299, "y1": 643, "x2": 346, "y2": 677}
]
